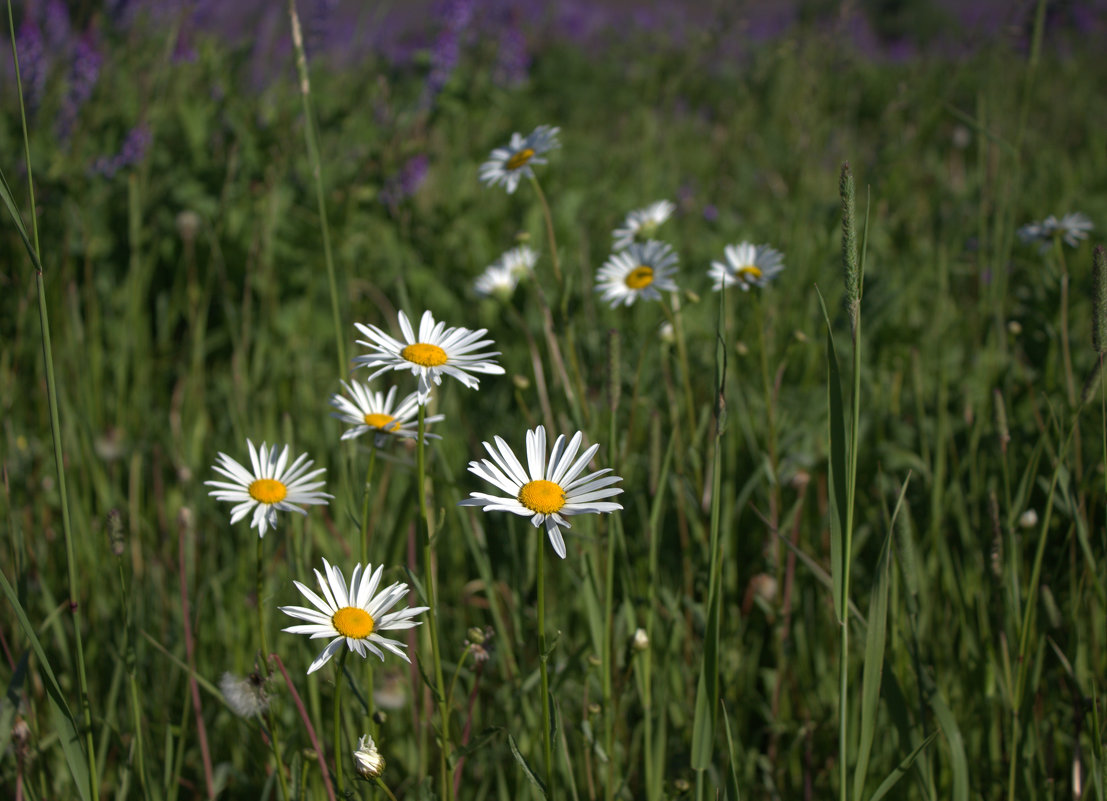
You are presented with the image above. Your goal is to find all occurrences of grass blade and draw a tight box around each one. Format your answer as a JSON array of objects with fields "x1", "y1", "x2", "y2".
[{"x1": 868, "y1": 732, "x2": 938, "y2": 801}]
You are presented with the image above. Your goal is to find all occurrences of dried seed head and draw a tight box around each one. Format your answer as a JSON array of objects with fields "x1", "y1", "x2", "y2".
[
  {"x1": 220, "y1": 671, "x2": 271, "y2": 718},
  {"x1": 840, "y1": 163, "x2": 861, "y2": 331},
  {"x1": 107, "y1": 509, "x2": 125, "y2": 557},
  {"x1": 1093, "y1": 245, "x2": 1107, "y2": 355},
  {"x1": 993, "y1": 389, "x2": 1010, "y2": 456}
]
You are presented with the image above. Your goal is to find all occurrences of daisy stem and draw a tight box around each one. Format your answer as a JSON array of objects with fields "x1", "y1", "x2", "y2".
[
  {"x1": 6, "y1": 5, "x2": 99, "y2": 799},
  {"x1": 756, "y1": 294, "x2": 782, "y2": 566},
  {"x1": 288, "y1": 0, "x2": 346, "y2": 377},
  {"x1": 529, "y1": 174, "x2": 562, "y2": 286},
  {"x1": 661, "y1": 294, "x2": 698, "y2": 451},
  {"x1": 417, "y1": 406, "x2": 453, "y2": 801},
  {"x1": 374, "y1": 778, "x2": 400, "y2": 801},
  {"x1": 256, "y1": 537, "x2": 291, "y2": 801},
  {"x1": 360, "y1": 445, "x2": 378, "y2": 565},
  {"x1": 537, "y1": 537, "x2": 555, "y2": 799},
  {"x1": 333, "y1": 651, "x2": 348, "y2": 793}
]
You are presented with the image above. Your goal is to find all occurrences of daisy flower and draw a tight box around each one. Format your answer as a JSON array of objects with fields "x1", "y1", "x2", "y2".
[
  {"x1": 206, "y1": 440, "x2": 332, "y2": 538},
  {"x1": 329, "y1": 380, "x2": 443, "y2": 444},
  {"x1": 1018, "y1": 212, "x2": 1094, "y2": 250},
  {"x1": 474, "y1": 263, "x2": 520, "y2": 300},
  {"x1": 595, "y1": 240, "x2": 679, "y2": 308},
  {"x1": 459, "y1": 425, "x2": 623, "y2": 559},
  {"x1": 478, "y1": 124, "x2": 560, "y2": 194},
  {"x1": 499, "y1": 244, "x2": 539, "y2": 277},
  {"x1": 279, "y1": 558, "x2": 428, "y2": 674},
  {"x1": 352, "y1": 734, "x2": 386, "y2": 780},
  {"x1": 353, "y1": 310, "x2": 505, "y2": 404},
  {"x1": 612, "y1": 200, "x2": 676, "y2": 250},
  {"x1": 709, "y1": 242, "x2": 785, "y2": 291}
]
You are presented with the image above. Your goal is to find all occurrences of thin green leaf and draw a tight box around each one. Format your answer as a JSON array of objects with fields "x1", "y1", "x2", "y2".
[
  {"x1": 508, "y1": 732, "x2": 549, "y2": 799},
  {"x1": 0, "y1": 164, "x2": 42, "y2": 271},
  {"x1": 0, "y1": 567, "x2": 91, "y2": 801},
  {"x1": 817, "y1": 287, "x2": 849, "y2": 621},
  {"x1": 722, "y1": 703, "x2": 742, "y2": 801},
  {"x1": 926, "y1": 681, "x2": 969, "y2": 801},
  {"x1": 868, "y1": 733, "x2": 938, "y2": 801}
]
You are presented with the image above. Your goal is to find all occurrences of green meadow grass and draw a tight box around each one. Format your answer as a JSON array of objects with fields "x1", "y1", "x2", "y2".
[{"x1": 2, "y1": 12, "x2": 1107, "y2": 801}]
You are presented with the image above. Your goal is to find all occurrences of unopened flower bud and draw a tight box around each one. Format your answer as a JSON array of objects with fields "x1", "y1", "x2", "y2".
[
  {"x1": 353, "y1": 734, "x2": 385, "y2": 780},
  {"x1": 631, "y1": 627, "x2": 649, "y2": 652}
]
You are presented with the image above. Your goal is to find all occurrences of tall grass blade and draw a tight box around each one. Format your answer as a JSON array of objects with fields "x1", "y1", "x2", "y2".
[
  {"x1": 867, "y1": 733, "x2": 938, "y2": 801},
  {"x1": 722, "y1": 702, "x2": 742, "y2": 801},
  {"x1": 0, "y1": 568, "x2": 91, "y2": 801},
  {"x1": 508, "y1": 732, "x2": 550, "y2": 799},
  {"x1": 817, "y1": 288, "x2": 849, "y2": 620}
]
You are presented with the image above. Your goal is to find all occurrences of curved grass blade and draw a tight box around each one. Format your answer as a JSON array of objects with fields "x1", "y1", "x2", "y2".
[
  {"x1": 508, "y1": 732, "x2": 549, "y2": 799},
  {"x1": 868, "y1": 732, "x2": 938, "y2": 801}
]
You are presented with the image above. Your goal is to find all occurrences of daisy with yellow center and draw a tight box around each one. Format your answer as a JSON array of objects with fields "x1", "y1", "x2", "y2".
[
  {"x1": 595, "y1": 240, "x2": 680, "y2": 308},
  {"x1": 478, "y1": 124, "x2": 560, "y2": 194},
  {"x1": 353, "y1": 310, "x2": 505, "y2": 404},
  {"x1": 612, "y1": 199, "x2": 676, "y2": 250},
  {"x1": 459, "y1": 425, "x2": 623, "y2": 558},
  {"x1": 709, "y1": 241, "x2": 784, "y2": 291},
  {"x1": 206, "y1": 440, "x2": 332, "y2": 538},
  {"x1": 330, "y1": 380, "x2": 444, "y2": 445},
  {"x1": 279, "y1": 558, "x2": 429, "y2": 674}
]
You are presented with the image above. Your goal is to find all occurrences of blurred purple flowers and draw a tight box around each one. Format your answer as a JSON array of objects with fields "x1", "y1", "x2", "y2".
[{"x1": 91, "y1": 124, "x2": 152, "y2": 178}]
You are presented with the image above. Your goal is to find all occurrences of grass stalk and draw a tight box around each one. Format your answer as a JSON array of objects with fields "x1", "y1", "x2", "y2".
[
  {"x1": 4, "y1": 5, "x2": 98, "y2": 798},
  {"x1": 528, "y1": 174, "x2": 562, "y2": 286},
  {"x1": 537, "y1": 536, "x2": 555, "y2": 799},
  {"x1": 255, "y1": 536, "x2": 290, "y2": 801},
  {"x1": 288, "y1": 0, "x2": 347, "y2": 377},
  {"x1": 416, "y1": 405, "x2": 452, "y2": 801},
  {"x1": 332, "y1": 651, "x2": 348, "y2": 794}
]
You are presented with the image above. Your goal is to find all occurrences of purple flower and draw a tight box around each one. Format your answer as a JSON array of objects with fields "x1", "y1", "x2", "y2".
[
  {"x1": 91, "y1": 124, "x2": 152, "y2": 178},
  {"x1": 495, "y1": 20, "x2": 529, "y2": 86},
  {"x1": 15, "y1": 18, "x2": 47, "y2": 111},
  {"x1": 57, "y1": 33, "x2": 103, "y2": 140},
  {"x1": 380, "y1": 153, "x2": 429, "y2": 208}
]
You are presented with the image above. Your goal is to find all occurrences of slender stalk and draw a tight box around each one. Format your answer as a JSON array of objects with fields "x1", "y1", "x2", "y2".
[
  {"x1": 333, "y1": 651, "x2": 349, "y2": 794},
  {"x1": 537, "y1": 539, "x2": 555, "y2": 798},
  {"x1": 416, "y1": 406, "x2": 452, "y2": 801},
  {"x1": 288, "y1": 0, "x2": 346, "y2": 376},
  {"x1": 256, "y1": 537, "x2": 290, "y2": 801},
  {"x1": 360, "y1": 445, "x2": 378, "y2": 565},
  {"x1": 6, "y1": 5, "x2": 97, "y2": 797},
  {"x1": 375, "y1": 778, "x2": 400, "y2": 801},
  {"x1": 661, "y1": 295, "x2": 698, "y2": 450},
  {"x1": 528, "y1": 175, "x2": 562, "y2": 285}
]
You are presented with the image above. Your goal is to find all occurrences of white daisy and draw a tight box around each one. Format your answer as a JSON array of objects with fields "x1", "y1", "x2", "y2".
[
  {"x1": 709, "y1": 242, "x2": 785, "y2": 291},
  {"x1": 205, "y1": 440, "x2": 332, "y2": 538},
  {"x1": 612, "y1": 200, "x2": 676, "y2": 250},
  {"x1": 329, "y1": 380, "x2": 443, "y2": 444},
  {"x1": 353, "y1": 310, "x2": 505, "y2": 404},
  {"x1": 474, "y1": 263, "x2": 520, "y2": 300},
  {"x1": 499, "y1": 244, "x2": 538, "y2": 277},
  {"x1": 478, "y1": 125, "x2": 560, "y2": 194},
  {"x1": 595, "y1": 240, "x2": 679, "y2": 308},
  {"x1": 458, "y1": 425, "x2": 623, "y2": 559},
  {"x1": 352, "y1": 734, "x2": 386, "y2": 780},
  {"x1": 279, "y1": 558, "x2": 429, "y2": 674},
  {"x1": 1018, "y1": 212, "x2": 1094, "y2": 250}
]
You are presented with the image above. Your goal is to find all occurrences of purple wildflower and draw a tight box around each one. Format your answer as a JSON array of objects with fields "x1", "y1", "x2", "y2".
[
  {"x1": 495, "y1": 19, "x2": 529, "y2": 86},
  {"x1": 380, "y1": 153, "x2": 429, "y2": 208},
  {"x1": 15, "y1": 18, "x2": 47, "y2": 112},
  {"x1": 57, "y1": 33, "x2": 103, "y2": 140},
  {"x1": 91, "y1": 124, "x2": 152, "y2": 178}
]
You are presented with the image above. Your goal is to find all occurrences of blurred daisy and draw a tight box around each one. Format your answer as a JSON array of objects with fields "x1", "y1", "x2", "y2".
[
  {"x1": 206, "y1": 440, "x2": 331, "y2": 538},
  {"x1": 330, "y1": 380, "x2": 443, "y2": 445},
  {"x1": 1018, "y1": 212, "x2": 1094, "y2": 250},
  {"x1": 709, "y1": 242, "x2": 785, "y2": 291},
  {"x1": 596, "y1": 240, "x2": 679, "y2": 308},
  {"x1": 279, "y1": 558, "x2": 428, "y2": 674},
  {"x1": 479, "y1": 125, "x2": 560, "y2": 194},
  {"x1": 474, "y1": 263, "x2": 519, "y2": 300},
  {"x1": 352, "y1": 734, "x2": 386, "y2": 780},
  {"x1": 459, "y1": 425, "x2": 623, "y2": 559},
  {"x1": 499, "y1": 244, "x2": 538, "y2": 277},
  {"x1": 612, "y1": 200, "x2": 675, "y2": 250},
  {"x1": 353, "y1": 311, "x2": 505, "y2": 404}
]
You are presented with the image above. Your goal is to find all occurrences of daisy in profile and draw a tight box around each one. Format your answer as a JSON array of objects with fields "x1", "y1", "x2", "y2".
[
  {"x1": 709, "y1": 242, "x2": 785, "y2": 291},
  {"x1": 353, "y1": 311, "x2": 505, "y2": 404},
  {"x1": 330, "y1": 380, "x2": 443, "y2": 445},
  {"x1": 612, "y1": 200, "x2": 676, "y2": 250},
  {"x1": 206, "y1": 440, "x2": 331, "y2": 538},
  {"x1": 459, "y1": 425, "x2": 623, "y2": 558},
  {"x1": 478, "y1": 125, "x2": 560, "y2": 194},
  {"x1": 596, "y1": 240, "x2": 679, "y2": 308},
  {"x1": 499, "y1": 244, "x2": 538, "y2": 277},
  {"x1": 279, "y1": 558, "x2": 428, "y2": 674},
  {"x1": 1018, "y1": 212, "x2": 1094, "y2": 250},
  {"x1": 474, "y1": 263, "x2": 520, "y2": 300}
]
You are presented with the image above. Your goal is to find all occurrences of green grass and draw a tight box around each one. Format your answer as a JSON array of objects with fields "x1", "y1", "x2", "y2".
[{"x1": 2, "y1": 15, "x2": 1106, "y2": 801}]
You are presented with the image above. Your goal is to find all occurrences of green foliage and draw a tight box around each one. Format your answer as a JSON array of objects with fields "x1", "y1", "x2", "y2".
[{"x1": 1, "y1": 17, "x2": 1106, "y2": 801}]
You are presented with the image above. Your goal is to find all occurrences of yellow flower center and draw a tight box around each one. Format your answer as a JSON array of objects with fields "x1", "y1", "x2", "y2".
[
  {"x1": 737, "y1": 265, "x2": 762, "y2": 281},
  {"x1": 332, "y1": 606, "x2": 375, "y2": 639},
  {"x1": 364, "y1": 412, "x2": 400, "y2": 431},
  {"x1": 505, "y1": 148, "x2": 535, "y2": 170},
  {"x1": 248, "y1": 478, "x2": 287, "y2": 504},
  {"x1": 401, "y1": 343, "x2": 448, "y2": 367},
  {"x1": 517, "y1": 479, "x2": 566, "y2": 515},
  {"x1": 625, "y1": 265, "x2": 655, "y2": 290}
]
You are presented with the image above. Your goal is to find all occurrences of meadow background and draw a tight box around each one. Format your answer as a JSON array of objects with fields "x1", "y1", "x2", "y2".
[{"x1": 2, "y1": 0, "x2": 1107, "y2": 799}]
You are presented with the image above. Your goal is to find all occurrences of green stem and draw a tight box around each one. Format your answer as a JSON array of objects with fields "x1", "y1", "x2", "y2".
[
  {"x1": 288, "y1": 0, "x2": 346, "y2": 376},
  {"x1": 6, "y1": 5, "x2": 97, "y2": 796},
  {"x1": 375, "y1": 777, "x2": 400, "y2": 801},
  {"x1": 417, "y1": 406, "x2": 452, "y2": 801},
  {"x1": 537, "y1": 538, "x2": 555, "y2": 799},
  {"x1": 333, "y1": 651, "x2": 348, "y2": 794},
  {"x1": 661, "y1": 295, "x2": 698, "y2": 451},
  {"x1": 256, "y1": 537, "x2": 290, "y2": 801},
  {"x1": 840, "y1": 307, "x2": 862, "y2": 801},
  {"x1": 528, "y1": 174, "x2": 562, "y2": 286},
  {"x1": 360, "y1": 445, "x2": 378, "y2": 565}
]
